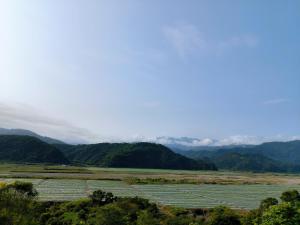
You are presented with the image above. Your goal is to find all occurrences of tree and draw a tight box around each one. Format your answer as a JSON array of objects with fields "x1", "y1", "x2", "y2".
[
  {"x1": 87, "y1": 204, "x2": 129, "y2": 225},
  {"x1": 7, "y1": 181, "x2": 38, "y2": 197},
  {"x1": 261, "y1": 202, "x2": 300, "y2": 225},
  {"x1": 89, "y1": 190, "x2": 117, "y2": 205},
  {"x1": 241, "y1": 209, "x2": 261, "y2": 225},
  {"x1": 207, "y1": 206, "x2": 241, "y2": 225},
  {"x1": 136, "y1": 210, "x2": 160, "y2": 225},
  {"x1": 259, "y1": 197, "x2": 278, "y2": 211},
  {"x1": 280, "y1": 190, "x2": 300, "y2": 204}
]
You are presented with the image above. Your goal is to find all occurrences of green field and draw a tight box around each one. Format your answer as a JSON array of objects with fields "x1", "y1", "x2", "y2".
[
  {"x1": 1, "y1": 178, "x2": 299, "y2": 209},
  {"x1": 2, "y1": 164, "x2": 300, "y2": 209}
]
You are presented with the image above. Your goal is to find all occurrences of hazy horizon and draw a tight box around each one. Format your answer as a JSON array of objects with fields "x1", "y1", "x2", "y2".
[{"x1": 0, "y1": 1, "x2": 299, "y2": 144}]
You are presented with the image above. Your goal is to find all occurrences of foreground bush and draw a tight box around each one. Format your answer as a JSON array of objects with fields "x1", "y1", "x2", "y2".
[
  {"x1": 1, "y1": 182, "x2": 300, "y2": 225},
  {"x1": 0, "y1": 181, "x2": 39, "y2": 225}
]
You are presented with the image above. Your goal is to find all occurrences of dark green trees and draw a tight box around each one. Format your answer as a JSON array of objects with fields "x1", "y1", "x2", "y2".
[
  {"x1": 63, "y1": 142, "x2": 217, "y2": 170},
  {"x1": 207, "y1": 206, "x2": 241, "y2": 225},
  {"x1": 0, "y1": 135, "x2": 69, "y2": 164},
  {"x1": 259, "y1": 197, "x2": 278, "y2": 211},
  {"x1": 280, "y1": 189, "x2": 300, "y2": 204},
  {"x1": 89, "y1": 190, "x2": 117, "y2": 205}
]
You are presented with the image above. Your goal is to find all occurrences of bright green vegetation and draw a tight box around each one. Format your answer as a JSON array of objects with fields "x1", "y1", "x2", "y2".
[
  {"x1": 1, "y1": 178, "x2": 300, "y2": 209},
  {"x1": 2, "y1": 181, "x2": 300, "y2": 225},
  {"x1": 182, "y1": 140, "x2": 300, "y2": 172},
  {"x1": 0, "y1": 136, "x2": 69, "y2": 164},
  {"x1": 58, "y1": 142, "x2": 217, "y2": 170}
]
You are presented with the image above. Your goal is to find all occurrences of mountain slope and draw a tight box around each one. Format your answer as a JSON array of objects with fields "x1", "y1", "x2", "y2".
[
  {"x1": 213, "y1": 153, "x2": 285, "y2": 172},
  {"x1": 178, "y1": 140, "x2": 300, "y2": 172},
  {"x1": 0, "y1": 135, "x2": 69, "y2": 164},
  {"x1": 249, "y1": 141, "x2": 300, "y2": 164},
  {"x1": 59, "y1": 142, "x2": 217, "y2": 170},
  {"x1": 180, "y1": 141, "x2": 300, "y2": 162},
  {"x1": 0, "y1": 128, "x2": 65, "y2": 144}
]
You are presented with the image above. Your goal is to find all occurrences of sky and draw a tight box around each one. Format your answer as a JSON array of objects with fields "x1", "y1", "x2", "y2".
[{"x1": 0, "y1": 0, "x2": 299, "y2": 144}]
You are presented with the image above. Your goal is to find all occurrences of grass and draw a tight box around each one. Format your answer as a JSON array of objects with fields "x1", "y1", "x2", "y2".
[{"x1": 1, "y1": 163, "x2": 300, "y2": 185}]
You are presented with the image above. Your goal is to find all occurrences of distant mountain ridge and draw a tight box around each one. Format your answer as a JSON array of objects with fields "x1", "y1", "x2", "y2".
[
  {"x1": 181, "y1": 140, "x2": 300, "y2": 163},
  {"x1": 56, "y1": 142, "x2": 217, "y2": 170},
  {"x1": 213, "y1": 152, "x2": 300, "y2": 173},
  {"x1": 158, "y1": 136, "x2": 299, "y2": 151},
  {"x1": 178, "y1": 140, "x2": 300, "y2": 172},
  {"x1": 1, "y1": 128, "x2": 300, "y2": 172},
  {"x1": 0, "y1": 128, "x2": 65, "y2": 144}
]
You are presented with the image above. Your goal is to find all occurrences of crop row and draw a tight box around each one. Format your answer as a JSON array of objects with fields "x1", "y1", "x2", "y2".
[{"x1": 1, "y1": 178, "x2": 299, "y2": 209}]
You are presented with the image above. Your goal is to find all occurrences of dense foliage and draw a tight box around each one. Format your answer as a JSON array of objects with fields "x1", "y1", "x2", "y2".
[
  {"x1": 58, "y1": 142, "x2": 217, "y2": 170},
  {"x1": 2, "y1": 181, "x2": 300, "y2": 225},
  {"x1": 0, "y1": 135, "x2": 69, "y2": 164}
]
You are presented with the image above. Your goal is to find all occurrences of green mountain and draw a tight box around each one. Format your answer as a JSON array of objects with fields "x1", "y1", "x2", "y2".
[
  {"x1": 0, "y1": 135, "x2": 69, "y2": 164},
  {"x1": 247, "y1": 141, "x2": 300, "y2": 164},
  {"x1": 58, "y1": 142, "x2": 217, "y2": 170},
  {"x1": 178, "y1": 140, "x2": 300, "y2": 172},
  {"x1": 213, "y1": 152, "x2": 287, "y2": 172},
  {"x1": 183, "y1": 141, "x2": 300, "y2": 162}
]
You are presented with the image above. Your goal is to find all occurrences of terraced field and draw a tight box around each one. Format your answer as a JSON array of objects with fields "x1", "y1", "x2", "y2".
[{"x1": 1, "y1": 178, "x2": 299, "y2": 209}]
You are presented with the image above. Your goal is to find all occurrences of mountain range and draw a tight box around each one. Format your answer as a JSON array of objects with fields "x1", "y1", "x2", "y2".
[
  {"x1": 0, "y1": 129, "x2": 215, "y2": 170},
  {"x1": 176, "y1": 140, "x2": 300, "y2": 172},
  {"x1": 0, "y1": 128, "x2": 300, "y2": 172},
  {"x1": 55, "y1": 142, "x2": 216, "y2": 170}
]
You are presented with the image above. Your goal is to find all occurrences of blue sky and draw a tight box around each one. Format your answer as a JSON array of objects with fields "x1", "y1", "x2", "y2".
[{"x1": 0, "y1": 0, "x2": 299, "y2": 144}]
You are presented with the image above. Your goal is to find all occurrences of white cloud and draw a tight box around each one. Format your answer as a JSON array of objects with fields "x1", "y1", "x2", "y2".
[
  {"x1": 155, "y1": 136, "x2": 216, "y2": 147},
  {"x1": 0, "y1": 102, "x2": 97, "y2": 143},
  {"x1": 163, "y1": 23, "x2": 259, "y2": 59},
  {"x1": 150, "y1": 135, "x2": 300, "y2": 147},
  {"x1": 263, "y1": 98, "x2": 290, "y2": 105},
  {"x1": 1, "y1": 101, "x2": 297, "y2": 146},
  {"x1": 216, "y1": 135, "x2": 264, "y2": 146},
  {"x1": 212, "y1": 135, "x2": 299, "y2": 146}
]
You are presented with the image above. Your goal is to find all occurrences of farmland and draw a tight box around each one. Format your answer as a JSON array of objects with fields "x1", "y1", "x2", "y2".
[
  {"x1": 1, "y1": 178, "x2": 300, "y2": 209},
  {"x1": 1, "y1": 164, "x2": 300, "y2": 209}
]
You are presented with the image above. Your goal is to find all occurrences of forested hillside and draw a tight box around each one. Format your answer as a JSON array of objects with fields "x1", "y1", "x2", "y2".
[
  {"x1": 178, "y1": 141, "x2": 300, "y2": 172},
  {"x1": 213, "y1": 152, "x2": 300, "y2": 172},
  {"x1": 58, "y1": 142, "x2": 217, "y2": 170},
  {"x1": 0, "y1": 135, "x2": 69, "y2": 164}
]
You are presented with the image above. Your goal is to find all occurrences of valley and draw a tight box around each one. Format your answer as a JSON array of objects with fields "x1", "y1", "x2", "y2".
[{"x1": 1, "y1": 164, "x2": 300, "y2": 209}]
